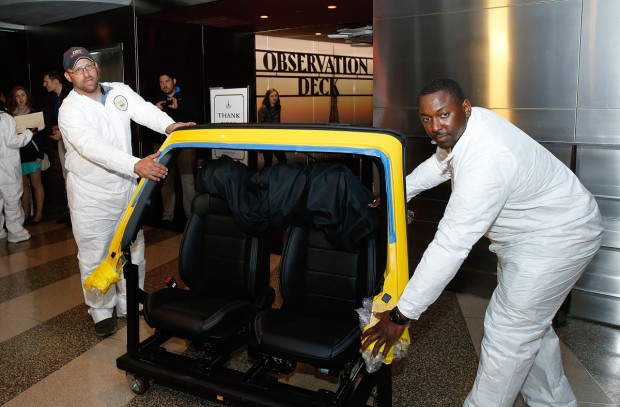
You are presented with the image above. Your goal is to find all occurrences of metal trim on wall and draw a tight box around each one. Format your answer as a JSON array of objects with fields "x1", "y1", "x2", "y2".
[{"x1": 374, "y1": 0, "x2": 620, "y2": 326}]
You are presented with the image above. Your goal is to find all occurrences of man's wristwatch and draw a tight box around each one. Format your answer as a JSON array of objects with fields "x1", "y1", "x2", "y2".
[{"x1": 389, "y1": 307, "x2": 410, "y2": 326}]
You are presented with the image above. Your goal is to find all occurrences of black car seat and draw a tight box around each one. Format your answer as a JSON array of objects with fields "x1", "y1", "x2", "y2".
[
  {"x1": 143, "y1": 193, "x2": 274, "y2": 352},
  {"x1": 252, "y1": 225, "x2": 380, "y2": 369}
]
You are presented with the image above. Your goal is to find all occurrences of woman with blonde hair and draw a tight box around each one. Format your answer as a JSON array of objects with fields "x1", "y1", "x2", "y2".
[{"x1": 8, "y1": 86, "x2": 46, "y2": 223}]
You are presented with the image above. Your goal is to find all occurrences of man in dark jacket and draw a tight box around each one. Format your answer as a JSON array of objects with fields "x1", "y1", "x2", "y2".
[
  {"x1": 43, "y1": 70, "x2": 72, "y2": 224},
  {"x1": 151, "y1": 71, "x2": 198, "y2": 227}
]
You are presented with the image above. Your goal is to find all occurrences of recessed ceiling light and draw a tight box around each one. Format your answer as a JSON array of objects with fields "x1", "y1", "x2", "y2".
[
  {"x1": 315, "y1": 33, "x2": 322, "y2": 36},
  {"x1": 327, "y1": 5, "x2": 337, "y2": 9},
  {"x1": 260, "y1": 15, "x2": 269, "y2": 19}
]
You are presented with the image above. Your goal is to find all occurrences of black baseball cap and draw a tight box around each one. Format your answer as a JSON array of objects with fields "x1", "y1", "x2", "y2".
[{"x1": 63, "y1": 47, "x2": 95, "y2": 71}]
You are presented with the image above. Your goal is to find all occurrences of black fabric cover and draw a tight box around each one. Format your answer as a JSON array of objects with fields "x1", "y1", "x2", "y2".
[{"x1": 197, "y1": 155, "x2": 379, "y2": 251}]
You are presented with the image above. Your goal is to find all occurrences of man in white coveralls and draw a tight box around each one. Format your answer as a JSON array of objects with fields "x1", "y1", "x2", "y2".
[
  {"x1": 361, "y1": 78, "x2": 603, "y2": 406},
  {"x1": 59, "y1": 47, "x2": 194, "y2": 337}
]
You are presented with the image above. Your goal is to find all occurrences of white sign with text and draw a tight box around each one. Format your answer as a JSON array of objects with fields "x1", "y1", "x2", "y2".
[{"x1": 210, "y1": 87, "x2": 249, "y2": 162}]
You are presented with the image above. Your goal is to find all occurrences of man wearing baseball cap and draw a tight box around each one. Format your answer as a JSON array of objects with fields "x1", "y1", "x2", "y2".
[{"x1": 58, "y1": 46, "x2": 195, "y2": 337}]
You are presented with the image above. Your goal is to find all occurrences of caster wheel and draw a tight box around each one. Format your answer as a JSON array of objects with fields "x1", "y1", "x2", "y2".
[{"x1": 127, "y1": 372, "x2": 150, "y2": 395}]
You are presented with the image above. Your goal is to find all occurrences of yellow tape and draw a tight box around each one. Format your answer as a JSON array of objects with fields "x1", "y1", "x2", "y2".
[{"x1": 83, "y1": 256, "x2": 123, "y2": 295}]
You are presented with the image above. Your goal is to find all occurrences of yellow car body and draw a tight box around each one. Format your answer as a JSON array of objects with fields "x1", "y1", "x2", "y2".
[{"x1": 86, "y1": 124, "x2": 411, "y2": 360}]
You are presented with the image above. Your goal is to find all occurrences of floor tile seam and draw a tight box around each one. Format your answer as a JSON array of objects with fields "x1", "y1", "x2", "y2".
[
  {"x1": 16, "y1": 230, "x2": 177, "y2": 264},
  {"x1": 454, "y1": 292, "x2": 485, "y2": 358},
  {"x1": 0, "y1": 258, "x2": 182, "y2": 403},
  {"x1": 0, "y1": 335, "x2": 137, "y2": 407},
  {"x1": 0, "y1": 255, "x2": 80, "y2": 304},
  {"x1": 0, "y1": 259, "x2": 48, "y2": 279},
  {"x1": 0, "y1": 240, "x2": 179, "y2": 306},
  {"x1": 584, "y1": 372, "x2": 620, "y2": 406},
  {"x1": 0, "y1": 257, "x2": 179, "y2": 346},
  {"x1": 0, "y1": 226, "x2": 75, "y2": 257},
  {"x1": 0, "y1": 226, "x2": 176, "y2": 261},
  {"x1": 0, "y1": 273, "x2": 83, "y2": 330},
  {"x1": 26, "y1": 246, "x2": 78, "y2": 262},
  {"x1": 0, "y1": 304, "x2": 106, "y2": 405},
  {"x1": 0, "y1": 248, "x2": 78, "y2": 276}
]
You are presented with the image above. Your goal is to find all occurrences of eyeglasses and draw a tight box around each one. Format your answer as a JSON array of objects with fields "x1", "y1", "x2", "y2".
[{"x1": 70, "y1": 63, "x2": 96, "y2": 76}]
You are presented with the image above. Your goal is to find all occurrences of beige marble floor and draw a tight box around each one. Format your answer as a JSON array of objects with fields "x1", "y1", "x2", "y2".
[{"x1": 1, "y1": 221, "x2": 618, "y2": 407}]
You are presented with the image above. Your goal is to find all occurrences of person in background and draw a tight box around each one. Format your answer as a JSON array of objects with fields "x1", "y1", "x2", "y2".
[
  {"x1": 43, "y1": 70, "x2": 72, "y2": 224},
  {"x1": 0, "y1": 89, "x2": 7, "y2": 111},
  {"x1": 0, "y1": 110, "x2": 34, "y2": 243},
  {"x1": 7, "y1": 86, "x2": 45, "y2": 224},
  {"x1": 152, "y1": 71, "x2": 197, "y2": 228},
  {"x1": 58, "y1": 47, "x2": 195, "y2": 337},
  {"x1": 361, "y1": 78, "x2": 604, "y2": 407},
  {"x1": 258, "y1": 88, "x2": 287, "y2": 167}
]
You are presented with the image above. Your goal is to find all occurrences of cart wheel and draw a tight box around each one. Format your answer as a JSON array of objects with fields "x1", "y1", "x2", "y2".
[{"x1": 126, "y1": 372, "x2": 150, "y2": 395}]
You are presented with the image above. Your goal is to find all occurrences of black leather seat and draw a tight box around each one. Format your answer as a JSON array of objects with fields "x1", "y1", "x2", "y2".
[
  {"x1": 252, "y1": 225, "x2": 379, "y2": 369},
  {"x1": 143, "y1": 193, "x2": 273, "y2": 351}
]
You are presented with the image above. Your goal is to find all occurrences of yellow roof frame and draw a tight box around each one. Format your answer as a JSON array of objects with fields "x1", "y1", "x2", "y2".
[{"x1": 85, "y1": 124, "x2": 411, "y2": 358}]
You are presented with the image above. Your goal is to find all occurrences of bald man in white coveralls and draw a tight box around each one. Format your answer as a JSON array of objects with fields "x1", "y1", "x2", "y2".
[
  {"x1": 361, "y1": 78, "x2": 603, "y2": 407},
  {"x1": 58, "y1": 47, "x2": 195, "y2": 337}
]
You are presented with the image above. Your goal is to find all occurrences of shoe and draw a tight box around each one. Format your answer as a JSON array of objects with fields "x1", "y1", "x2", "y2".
[
  {"x1": 8, "y1": 230, "x2": 31, "y2": 243},
  {"x1": 94, "y1": 317, "x2": 116, "y2": 337}
]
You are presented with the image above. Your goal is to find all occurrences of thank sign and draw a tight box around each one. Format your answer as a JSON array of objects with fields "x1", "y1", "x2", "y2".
[
  {"x1": 211, "y1": 87, "x2": 248, "y2": 123},
  {"x1": 210, "y1": 87, "x2": 249, "y2": 162}
]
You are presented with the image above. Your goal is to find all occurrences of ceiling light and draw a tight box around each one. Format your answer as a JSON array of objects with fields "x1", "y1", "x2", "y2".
[
  {"x1": 315, "y1": 33, "x2": 322, "y2": 36},
  {"x1": 327, "y1": 5, "x2": 337, "y2": 9},
  {"x1": 260, "y1": 15, "x2": 269, "y2": 19},
  {"x1": 328, "y1": 26, "x2": 373, "y2": 45}
]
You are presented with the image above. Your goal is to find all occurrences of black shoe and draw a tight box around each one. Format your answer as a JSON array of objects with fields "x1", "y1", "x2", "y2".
[{"x1": 94, "y1": 317, "x2": 116, "y2": 337}]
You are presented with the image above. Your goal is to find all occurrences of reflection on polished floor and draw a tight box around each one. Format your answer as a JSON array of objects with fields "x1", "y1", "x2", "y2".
[{"x1": 1, "y1": 220, "x2": 618, "y2": 407}]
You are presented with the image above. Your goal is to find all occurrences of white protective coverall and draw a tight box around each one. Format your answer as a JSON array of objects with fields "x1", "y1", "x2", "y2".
[
  {"x1": 400, "y1": 107, "x2": 603, "y2": 407},
  {"x1": 0, "y1": 111, "x2": 33, "y2": 240},
  {"x1": 58, "y1": 83, "x2": 174, "y2": 323}
]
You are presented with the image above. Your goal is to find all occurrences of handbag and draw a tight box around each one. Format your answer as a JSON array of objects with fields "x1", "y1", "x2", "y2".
[
  {"x1": 31, "y1": 139, "x2": 50, "y2": 171},
  {"x1": 41, "y1": 153, "x2": 51, "y2": 171}
]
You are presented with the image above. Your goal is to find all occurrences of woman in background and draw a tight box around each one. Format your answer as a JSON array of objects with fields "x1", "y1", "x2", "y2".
[
  {"x1": 258, "y1": 88, "x2": 287, "y2": 167},
  {"x1": 8, "y1": 86, "x2": 45, "y2": 223},
  {"x1": 0, "y1": 89, "x2": 7, "y2": 111}
]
